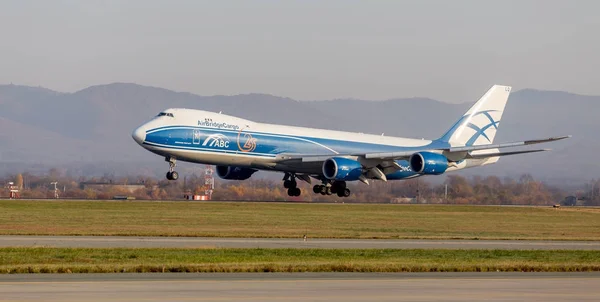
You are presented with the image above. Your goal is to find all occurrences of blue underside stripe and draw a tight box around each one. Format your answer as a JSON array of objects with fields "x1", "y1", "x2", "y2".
[{"x1": 143, "y1": 141, "x2": 278, "y2": 158}]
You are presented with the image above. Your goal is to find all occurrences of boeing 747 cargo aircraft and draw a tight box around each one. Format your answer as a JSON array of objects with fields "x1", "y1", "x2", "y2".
[{"x1": 132, "y1": 85, "x2": 569, "y2": 197}]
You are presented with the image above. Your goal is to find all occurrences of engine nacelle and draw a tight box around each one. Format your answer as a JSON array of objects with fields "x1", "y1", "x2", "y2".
[
  {"x1": 216, "y1": 165, "x2": 257, "y2": 180},
  {"x1": 409, "y1": 152, "x2": 448, "y2": 175},
  {"x1": 322, "y1": 157, "x2": 363, "y2": 181}
]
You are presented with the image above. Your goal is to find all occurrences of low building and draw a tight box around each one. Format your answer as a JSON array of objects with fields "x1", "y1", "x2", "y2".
[
  {"x1": 561, "y1": 196, "x2": 585, "y2": 206},
  {"x1": 184, "y1": 194, "x2": 210, "y2": 201}
]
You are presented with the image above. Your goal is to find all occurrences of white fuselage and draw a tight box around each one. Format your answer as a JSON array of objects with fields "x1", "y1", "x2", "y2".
[{"x1": 132, "y1": 108, "x2": 492, "y2": 177}]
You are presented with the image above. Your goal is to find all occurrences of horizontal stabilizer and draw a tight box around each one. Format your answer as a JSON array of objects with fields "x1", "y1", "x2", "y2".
[
  {"x1": 467, "y1": 149, "x2": 550, "y2": 159},
  {"x1": 449, "y1": 135, "x2": 571, "y2": 152}
]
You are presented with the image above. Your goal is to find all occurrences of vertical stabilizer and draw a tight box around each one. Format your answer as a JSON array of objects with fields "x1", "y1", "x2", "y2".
[{"x1": 439, "y1": 85, "x2": 511, "y2": 147}]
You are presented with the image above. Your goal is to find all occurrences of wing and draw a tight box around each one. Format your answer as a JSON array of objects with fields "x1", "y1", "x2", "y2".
[{"x1": 276, "y1": 135, "x2": 570, "y2": 173}]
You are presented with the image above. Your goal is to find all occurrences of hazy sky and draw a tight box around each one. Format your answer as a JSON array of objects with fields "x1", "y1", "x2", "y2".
[{"x1": 1, "y1": 0, "x2": 598, "y2": 102}]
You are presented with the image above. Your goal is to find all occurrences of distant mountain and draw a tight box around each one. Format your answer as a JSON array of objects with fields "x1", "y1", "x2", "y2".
[{"x1": 0, "y1": 83, "x2": 596, "y2": 184}]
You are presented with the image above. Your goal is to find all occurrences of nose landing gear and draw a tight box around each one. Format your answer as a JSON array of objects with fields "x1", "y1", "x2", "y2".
[{"x1": 165, "y1": 157, "x2": 179, "y2": 180}]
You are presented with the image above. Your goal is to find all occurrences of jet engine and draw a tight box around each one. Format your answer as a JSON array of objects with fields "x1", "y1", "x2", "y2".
[
  {"x1": 409, "y1": 152, "x2": 449, "y2": 175},
  {"x1": 322, "y1": 157, "x2": 363, "y2": 181},
  {"x1": 216, "y1": 165, "x2": 257, "y2": 180}
]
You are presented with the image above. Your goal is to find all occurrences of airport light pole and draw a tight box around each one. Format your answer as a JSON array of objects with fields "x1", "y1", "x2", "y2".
[
  {"x1": 50, "y1": 182, "x2": 59, "y2": 199},
  {"x1": 445, "y1": 184, "x2": 448, "y2": 202}
]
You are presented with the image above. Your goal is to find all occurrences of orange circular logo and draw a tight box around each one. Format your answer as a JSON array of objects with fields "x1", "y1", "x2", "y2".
[{"x1": 237, "y1": 130, "x2": 257, "y2": 152}]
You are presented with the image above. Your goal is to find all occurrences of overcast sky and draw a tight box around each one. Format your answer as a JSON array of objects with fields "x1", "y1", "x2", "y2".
[{"x1": 1, "y1": 0, "x2": 598, "y2": 103}]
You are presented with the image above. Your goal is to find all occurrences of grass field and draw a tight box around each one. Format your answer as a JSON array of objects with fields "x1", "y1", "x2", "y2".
[
  {"x1": 1, "y1": 248, "x2": 599, "y2": 273},
  {"x1": 1, "y1": 200, "x2": 600, "y2": 240}
]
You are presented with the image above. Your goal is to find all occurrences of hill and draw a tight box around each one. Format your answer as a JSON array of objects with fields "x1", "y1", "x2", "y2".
[{"x1": 0, "y1": 83, "x2": 594, "y2": 184}]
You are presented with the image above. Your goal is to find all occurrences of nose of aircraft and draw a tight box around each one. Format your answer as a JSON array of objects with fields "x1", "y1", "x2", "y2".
[{"x1": 132, "y1": 125, "x2": 146, "y2": 145}]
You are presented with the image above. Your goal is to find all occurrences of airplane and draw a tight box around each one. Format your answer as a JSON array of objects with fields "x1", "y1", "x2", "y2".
[{"x1": 132, "y1": 85, "x2": 569, "y2": 198}]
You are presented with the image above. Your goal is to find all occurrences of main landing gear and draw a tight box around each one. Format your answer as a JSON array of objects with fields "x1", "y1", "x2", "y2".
[
  {"x1": 283, "y1": 173, "x2": 301, "y2": 197},
  {"x1": 165, "y1": 157, "x2": 179, "y2": 180},
  {"x1": 312, "y1": 181, "x2": 351, "y2": 198},
  {"x1": 282, "y1": 174, "x2": 350, "y2": 198},
  {"x1": 283, "y1": 173, "x2": 350, "y2": 197}
]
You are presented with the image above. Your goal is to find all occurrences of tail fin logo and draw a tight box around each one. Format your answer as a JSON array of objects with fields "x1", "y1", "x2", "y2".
[
  {"x1": 440, "y1": 85, "x2": 510, "y2": 147},
  {"x1": 463, "y1": 110, "x2": 500, "y2": 146},
  {"x1": 441, "y1": 110, "x2": 500, "y2": 146}
]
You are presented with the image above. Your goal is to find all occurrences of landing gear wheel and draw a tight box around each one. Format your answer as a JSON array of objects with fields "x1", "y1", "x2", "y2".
[
  {"x1": 325, "y1": 187, "x2": 332, "y2": 195},
  {"x1": 313, "y1": 185, "x2": 321, "y2": 194},
  {"x1": 336, "y1": 188, "x2": 350, "y2": 197},
  {"x1": 330, "y1": 181, "x2": 346, "y2": 194},
  {"x1": 165, "y1": 157, "x2": 178, "y2": 181},
  {"x1": 288, "y1": 187, "x2": 301, "y2": 197},
  {"x1": 166, "y1": 171, "x2": 179, "y2": 181},
  {"x1": 320, "y1": 185, "x2": 327, "y2": 195},
  {"x1": 330, "y1": 185, "x2": 337, "y2": 194},
  {"x1": 284, "y1": 180, "x2": 293, "y2": 189}
]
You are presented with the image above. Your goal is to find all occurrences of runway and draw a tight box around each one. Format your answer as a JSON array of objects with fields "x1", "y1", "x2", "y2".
[
  {"x1": 1, "y1": 235, "x2": 600, "y2": 250},
  {"x1": 0, "y1": 273, "x2": 598, "y2": 301}
]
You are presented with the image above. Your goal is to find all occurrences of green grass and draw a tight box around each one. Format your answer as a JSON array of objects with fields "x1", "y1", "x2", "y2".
[
  {"x1": 1, "y1": 200, "x2": 600, "y2": 240},
  {"x1": 1, "y1": 248, "x2": 599, "y2": 273}
]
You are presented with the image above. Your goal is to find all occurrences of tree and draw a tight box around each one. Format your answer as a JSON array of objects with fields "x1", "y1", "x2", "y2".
[
  {"x1": 447, "y1": 175, "x2": 474, "y2": 200},
  {"x1": 84, "y1": 189, "x2": 97, "y2": 199},
  {"x1": 48, "y1": 168, "x2": 61, "y2": 179}
]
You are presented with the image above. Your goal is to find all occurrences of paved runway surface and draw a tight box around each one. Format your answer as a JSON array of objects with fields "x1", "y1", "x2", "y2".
[
  {"x1": 1, "y1": 235, "x2": 600, "y2": 250},
  {"x1": 1, "y1": 273, "x2": 599, "y2": 301}
]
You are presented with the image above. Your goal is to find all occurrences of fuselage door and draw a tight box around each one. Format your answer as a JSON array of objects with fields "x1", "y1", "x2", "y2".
[{"x1": 193, "y1": 129, "x2": 201, "y2": 145}]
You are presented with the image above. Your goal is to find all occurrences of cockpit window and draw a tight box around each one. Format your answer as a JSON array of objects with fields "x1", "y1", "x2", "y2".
[{"x1": 157, "y1": 112, "x2": 174, "y2": 117}]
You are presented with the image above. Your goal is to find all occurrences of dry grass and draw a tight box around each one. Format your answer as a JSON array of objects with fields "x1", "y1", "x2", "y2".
[
  {"x1": 1, "y1": 248, "x2": 599, "y2": 273},
  {"x1": 1, "y1": 200, "x2": 600, "y2": 240}
]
